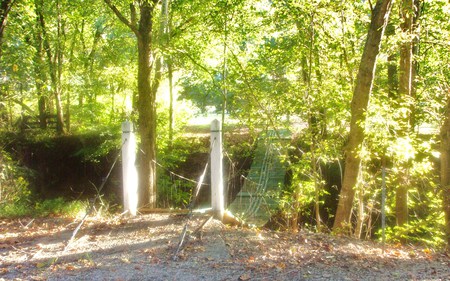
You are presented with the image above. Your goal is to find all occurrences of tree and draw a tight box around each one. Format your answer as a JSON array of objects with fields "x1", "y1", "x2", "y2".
[
  {"x1": 440, "y1": 91, "x2": 450, "y2": 247},
  {"x1": 395, "y1": 0, "x2": 416, "y2": 229},
  {"x1": 0, "y1": 0, "x2": 14, "y2": 123},
  {"x1": 103, "y1": 0, "x2": 161, "y2": 208},
  {"x1": 0, "y1": 0, "x2": 13, "y2": 59},
  {"x1": 31, "y1": 1, "x2": 49, "y2": 129},
  {"x1": 333, "y1": 0, "x2": 394, "y2": 233},
  {"x1": 35, "y1": 0, "x2": 66, "y2": 134}
]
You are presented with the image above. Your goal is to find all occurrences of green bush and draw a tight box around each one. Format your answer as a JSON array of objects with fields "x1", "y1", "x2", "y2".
[
  {"x1": 0, "y1": 197, "x2": 88, "y2": 219},
  {"x1": 379, "y1": 215, "x2": 446, "y2": 249},
  {"x1": 0, "y1": 201, "x2": 33, "y2": 218},
  {"x1": 0, "y1": 150, "x2": 32, "y2": 204},
  {"x1": 157, "y1": 174, "x2": 193, "y2": 208}
]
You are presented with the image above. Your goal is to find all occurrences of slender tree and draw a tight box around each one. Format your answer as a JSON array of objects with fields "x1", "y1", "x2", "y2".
[
  {"x1": 32, "y1": 7, "x2": 48, "y2": 129},
  {"x1": 0, "y1": 0, "x2": 14, "y2": 123},
  {"x1": 103, "y1": 0, "x2": 161, "y2": 208},
  {"x1": 35, "y1": 0, "x2": 65, "y2": 134},
  {"x1": 395, "y1": 0, "x2": 415, "y2": 229},
  {"x1": 0, "y1": 0, "x2": 13, "y2": 59},
  {"x1": 440, "y1": 91, "x2": 450, "y2": 248},
  {"x1": 333, "y1": 0, "x2": 394, "y2": 232}
]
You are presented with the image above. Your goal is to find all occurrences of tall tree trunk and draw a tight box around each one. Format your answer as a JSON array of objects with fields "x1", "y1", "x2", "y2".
[
  {"x1": 164, "y1": 0, "x2": 173, "y2": 150},
  {"x1": 137, "y1": 3, "x2": 157, "y2": 208},
  {"x1": 308, "y1": 12, "x2": 323, "y2": 232},
  {"x1": 36, "y1": 0, "x2": 65, "y2": 135},
  {"x1": 104, "y1": 0, "x2": 160, "y2": 208},
  {"x1": 0, "y1": 0, "x2": 13, "y2": 124},
  {"x1": 168, "y1": 60, "x2": 174, "y2": 150},
  {"x1": 33, "y1": 19, "x2": 48, "y2": 129},
  {"x1": 386, "y1": 22, "x2": 398, "y2": 99},
  {"x1": 0, "y1": 0, "x2": 12, "y2": 59},
  {"x1": 137, "y1": 34, "x2": 157, "y2": 208},
  {"x1": 55, "y1": 0, "x2": 70, "y2": 134},
  {"x1": 440, "y1": 93, "x2": 450, "y2": 248},
  {"x1": 410, "y1": 0, "x2": 420, "y2": 130},
  {"x1": 396, "y1": 0, "x2": 415, "y2": 229},
  {"x1": 333, "y1": 0, "x2": 394, "y2": 233},
  {"x1": 82, "y1": 23, "x2": 103, "y2": 107},
  {"x1": 221, "y1": 17, "x2": 228, "y2": 128}
]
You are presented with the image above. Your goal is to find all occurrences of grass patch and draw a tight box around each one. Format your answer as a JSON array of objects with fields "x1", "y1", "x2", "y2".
[{"x1": 0, "y1": 198, "x2": 88, "y2": 219}]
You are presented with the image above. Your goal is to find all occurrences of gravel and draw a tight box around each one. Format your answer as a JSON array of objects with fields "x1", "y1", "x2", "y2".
[{"x1": 1, "y1": 214, "x2": 449, "y2": 281}]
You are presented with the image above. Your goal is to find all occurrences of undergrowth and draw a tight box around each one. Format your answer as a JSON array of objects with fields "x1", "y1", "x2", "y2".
[{"x1": 0, "y1": 198, "x2": 88, "y2": 219}]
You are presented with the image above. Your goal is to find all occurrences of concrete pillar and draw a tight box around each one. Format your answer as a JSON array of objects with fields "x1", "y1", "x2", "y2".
[
  {"x1": 210, "y1": 119, "x2": 224, "y2": 220},
  {"x1": 122, "y1": 121, "x2": 138, "y2": 216}
]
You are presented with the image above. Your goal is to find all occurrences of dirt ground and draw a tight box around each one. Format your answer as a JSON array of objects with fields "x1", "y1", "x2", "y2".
[{"x1": 1, "y1": 213, "x2": 449, "y2": 281}]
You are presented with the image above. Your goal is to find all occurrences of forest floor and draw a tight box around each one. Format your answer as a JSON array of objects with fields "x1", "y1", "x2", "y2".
[{"x1": 0, "y1": 213, "x2": 449, "y2": 281}]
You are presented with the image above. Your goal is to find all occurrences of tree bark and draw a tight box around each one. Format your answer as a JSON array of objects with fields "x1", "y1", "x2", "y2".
[
  {"x1": 0, "y1": 0, "x2": 13, "y2": 59},
  {"x1": 386, "y1": 22, "x2": 398, "y2": 99},
  {"x1": 104, "y1": 0, "x2": 160, "y2": 208},
  {"x1": 395, "y1": 0, "x2": 414, "y2": 228},
  {"x1": 333, "y1": 0, "x2": 394, "y2": 233},
  {"x1": 440, "y1": 93, "x2": 450, "y2": 248},
  {"x1": 33, "y1": 12, "x2": 48, "y2": 129},
  {"x1": 137, "y1": 2, "x2": 158, "y2": 208},
  {"x1": 56, "y1": 0, "x2": 66, "y2": 133},
  {"x1": 0, "y1": 0, "x2": 13, "y2": 123},
  {"x1": 164, "y1": 0, "x2": 173, "y2": 150},
  {"x1": 36, "y1": 0, "x2": 65, "y2": 135}
]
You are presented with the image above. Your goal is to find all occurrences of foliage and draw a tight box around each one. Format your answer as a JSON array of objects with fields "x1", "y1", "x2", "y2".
[
  {"x1": 156, "y1": 134, "x2": 205, "y2": 208},
  {"x1": 0, "y1": 149, "x2": 33, "y2": 206},
  {"x1": 33, "y1": 197, "x2": 87, "y2": 218},
  {"x1": 71, "y1": 127, "x2": 122, "y2": 163},
  {"x1": 0, "y1": 0, "x2": 449, "y2": 248},
  {"x1": 157, "y1": 175, "x2": 193, "y2": 208},
  {"x1": 0, "y1": 197, "x2": 87, "y2": 219}
]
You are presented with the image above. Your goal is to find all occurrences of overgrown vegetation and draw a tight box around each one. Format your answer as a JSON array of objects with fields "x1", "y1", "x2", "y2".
[
  {"x1": 0, "y1": 0, "x2": 449, "y2": 249},
  {"x1": 0, "y1": 149, "x2": 88, "y2": 218}
]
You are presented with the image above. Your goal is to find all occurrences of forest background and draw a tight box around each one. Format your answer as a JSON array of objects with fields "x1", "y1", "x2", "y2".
[{"x1": 0, "y1": 0, "x2": 449, "y2": 250}]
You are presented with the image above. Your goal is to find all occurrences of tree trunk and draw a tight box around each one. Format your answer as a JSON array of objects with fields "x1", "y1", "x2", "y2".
[
  {"x1": 0, "y1": 0, "x2": 13, "y2": 124},
  {"x1": 56, "y1": 0, "x2": 65, "y2": 133},
  {"x1": 386, "y1": 22, "x2": 398, "y2": 99},
  {"x1": 333, "y1": 0, "x2": 393, "y2": 233},
  {"x1": 36, "y1": 0, "x2": 65, "y2": 135},
  {"x1": 103, "y1": 0, "x2": 161, "y2": 209},
  {"x1": 0, "y1": 0, "x2": 12, "y2": 59},
  {"x1": 32, "y1": 9, "x2": 48, "y2": 129},
  {"x1": 137, "y1": 6, "x2": 157, "y2": 209},
  {"x1": 168, "y1": 61, "x2": 174, "y2": 150},
  {"x1": 137, "y1": 36, "x2": 157, "y2": 208},
  {"x1": 440, "y1": 93, "x2": 450, "y2": 248},
  {"x1": 396, "y1": 0, "x2": 415, "y2": 229}
]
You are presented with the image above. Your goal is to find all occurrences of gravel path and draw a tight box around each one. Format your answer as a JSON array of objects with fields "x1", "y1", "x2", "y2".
[{"x1": 1, "y1": 214, "x2": 449, "y2": 280}]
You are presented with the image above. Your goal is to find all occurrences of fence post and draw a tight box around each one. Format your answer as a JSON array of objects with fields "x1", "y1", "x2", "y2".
[
  {"x1": 122, "y1": 121, "x2": 138, "y2": 216},
  {"x1": 211, "y1": 119, "x2": 224, "y2": 220}
]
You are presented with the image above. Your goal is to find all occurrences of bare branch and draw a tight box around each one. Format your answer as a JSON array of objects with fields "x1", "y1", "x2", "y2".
[
  {"x1": 368, "y1": 0, "x2": 374, "y2": 12},
  {"x1": 130, "y1": 3, "x2": 136, "y2": 27},
  {"x1": 103, "y1": 0, "x2": 138, "y2": 35}
]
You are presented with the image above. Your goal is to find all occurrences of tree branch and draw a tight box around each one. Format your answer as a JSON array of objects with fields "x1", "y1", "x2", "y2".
[
  {"x1": 103, "y1": 0, "x2": 138, "y2": 35},
  {"x1": 368, "y1": 0, "x2": 374, "y2": 12},
  {"x1": 130, "y1": 3, "x2": 136, "y2": 28}
]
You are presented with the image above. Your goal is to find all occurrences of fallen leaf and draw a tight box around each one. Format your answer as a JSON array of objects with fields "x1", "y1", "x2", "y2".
[
  {"x1": 276, "y1": 262, "x2": 286, "y2": 271},
  {"x1": 0, "y1": 268, "x2": 9, "y2": 275},
  {"x1": 36, "y1": 262, "x2": 47, "y2": 269},
  {"x1": 239, "y1": 273, "x2": 251, "y2": 280}
]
